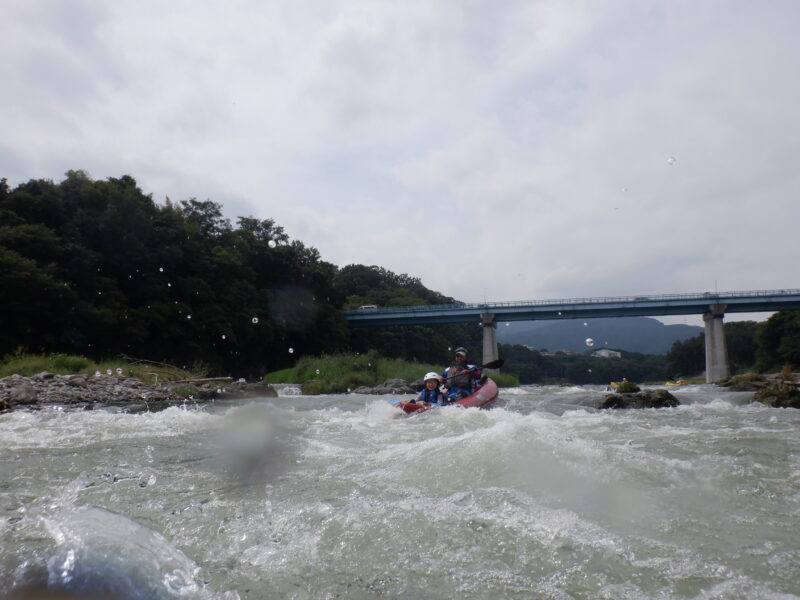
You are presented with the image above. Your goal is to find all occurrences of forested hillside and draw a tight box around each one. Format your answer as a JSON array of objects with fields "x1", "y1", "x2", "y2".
[
  {"x1": 0, "y1": 172, "x2": 479, "y2": 376},
  {"x1": 498, "y1": 317, "x2": 702, "y2": 355}
]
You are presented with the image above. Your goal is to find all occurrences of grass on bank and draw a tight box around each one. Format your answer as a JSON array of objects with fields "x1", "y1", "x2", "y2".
[
  {"x1": 264, "y1": 350, "x2": 519, "y2": 394},
  {"x1": 0, "y1": 351, "x2": 202, "y2": 384}
]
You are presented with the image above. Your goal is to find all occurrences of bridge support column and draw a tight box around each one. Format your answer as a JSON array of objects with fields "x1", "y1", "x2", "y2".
[
  {"x1": 703, "y1": 304, "x2": 729, "y2": 383},
  {"x1": 481, "y1": 313, "x2": 499, "y2": 370}
]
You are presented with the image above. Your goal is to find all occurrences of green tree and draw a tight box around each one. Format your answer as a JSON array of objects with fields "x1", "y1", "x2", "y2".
[
  {"x1": 756, "y1": 311, "x2": 800, "y2": 371},
  {"x1": 0, "y1": 172, "x2": 352, "y2": 377},
  {"x1": 725, "y1": 320, "x2": 759, "y2": 373},
  {"x1": 666, "y1": 334, "x2": 705, "y2": 379}
]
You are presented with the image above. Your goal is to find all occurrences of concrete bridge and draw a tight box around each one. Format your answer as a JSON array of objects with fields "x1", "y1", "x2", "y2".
[{"x1": 343, "y1": 289, "x2": 800, "y2": 382}]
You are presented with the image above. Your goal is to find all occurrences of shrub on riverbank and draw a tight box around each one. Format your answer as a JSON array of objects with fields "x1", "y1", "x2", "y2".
[{"x1": 0, "y1": 352, "x2": 200, "y2": 384}]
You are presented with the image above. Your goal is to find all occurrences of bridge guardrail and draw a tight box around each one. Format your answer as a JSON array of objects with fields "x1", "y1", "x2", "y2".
[{"x1": 342, "y1": 289, "x2": 800, "y2": 315}]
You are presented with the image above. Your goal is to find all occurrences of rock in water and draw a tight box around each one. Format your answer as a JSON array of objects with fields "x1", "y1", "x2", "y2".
[
  {"x1": 754, "y1": 380, "x2": 800, "y2": 408},
  {"x1": 598, "y1": 388, "x2": 680, "y2": 409}
]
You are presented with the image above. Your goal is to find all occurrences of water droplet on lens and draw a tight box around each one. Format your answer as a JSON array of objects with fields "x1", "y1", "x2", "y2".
[
  {"x1": 268, "y1": 240, "x2": 277, "y2": 248},
  {"x1": 585, "y1": 338, "x2": 594, "y2": 347},
  {"x1": 106, "y1": 369, "x2": 112, "y2": 375},
  {"x1": 94, "y1": 371, "x2": 101, "y2": 377},
  {"x1": 583, "y1": 322, "x2": 588, "y2": 326},
  {"x1": 557, "y1": 312, "x2": 562, "y2": 316},
  {"x1": 159, "y1": 267, "x2": 164, "y2": 272},
  {"x1": 186, "y1": 315, "x2": 192, "y2": 319},
  {"x1": 167, "y1": 283, "x2": 172, "y2": 287},
  {"x1": 288, "y1": 347, "x2": 294, "y2": 354},
  {"x1": 621, "y1": 187, "x2": 628, "y2": 193},
  {"x1": 221, "y1": 334, "x2": 226, "y2": 340},
  {"x1": 667, "y1": 156, "x2": 676, "y2": 165},
  {"x1": 315, "y1": 369, "x2": 320, "y2": 375},
  {"x1": 252, "y1": 317, "x2": 259, "y2": 324},
  {"x1": 116, "y1": 367, "x2": 123, "y2": 375},
  {"x1": 588, "y1": 368, "x2": 592, "y2": 373}
]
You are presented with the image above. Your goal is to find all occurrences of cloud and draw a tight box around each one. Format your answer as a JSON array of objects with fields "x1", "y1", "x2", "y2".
[{"x1": 2, "y1": 0, "x2": 799, "y2": 320}]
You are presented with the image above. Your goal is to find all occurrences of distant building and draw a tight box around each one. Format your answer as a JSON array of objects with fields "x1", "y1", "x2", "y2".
[{"x1": 593, "y1": 348, "x2": 622, "y2": 358}]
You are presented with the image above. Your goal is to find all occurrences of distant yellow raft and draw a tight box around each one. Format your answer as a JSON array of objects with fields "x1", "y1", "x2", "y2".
[{"x1": 665, "y1": 380, "x2": 686, "y2": 386}]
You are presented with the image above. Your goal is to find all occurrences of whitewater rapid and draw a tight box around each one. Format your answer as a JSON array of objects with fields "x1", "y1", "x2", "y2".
[{"x1": 2, "y1": 385, "x2": 799, "y2": 599}]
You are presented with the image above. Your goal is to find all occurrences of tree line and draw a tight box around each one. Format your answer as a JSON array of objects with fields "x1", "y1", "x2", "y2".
[
  {"x1": 2, "y1": 171, "x2": 797, "y2": 381},
  {"x1": 666, "y1": 316, "x2": 800, "y2": 378},
  {"x1": 0, "y1": 171, "x2": 478, "y2": 377}
]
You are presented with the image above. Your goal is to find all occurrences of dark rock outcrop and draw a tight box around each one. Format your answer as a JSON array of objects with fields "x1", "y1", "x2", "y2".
[
  {"x1": 0, "y1": 372, "x2": 278, "y2": 412},
  {"x1": 598, "y1": 388, "x2": 680, "y2": 409},
  {"x1": 0, "y1": 372, "x2": 182, "y2": 411},
  {"x1": 716, "y1": 373, "x2": 769, "y2": 392},
  {"x1": 753, "y1": 380, "x2": 800, "y2": 408},
  {"x1": 351, "y1": 378, "x2": 416, "y2": 395}
]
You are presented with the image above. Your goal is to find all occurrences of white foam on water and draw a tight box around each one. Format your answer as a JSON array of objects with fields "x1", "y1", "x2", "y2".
[
  {"x1": 3, "y1": 387, "x2": 800, "y2": 599},
  {"x1": 0, "y1": 406, "x2": 218, "y2": 450}
]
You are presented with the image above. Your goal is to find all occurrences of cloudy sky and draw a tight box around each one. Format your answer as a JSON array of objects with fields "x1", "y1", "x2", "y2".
[{"x1": 3, "y1": 1, "x2": 798, "y2": 325}]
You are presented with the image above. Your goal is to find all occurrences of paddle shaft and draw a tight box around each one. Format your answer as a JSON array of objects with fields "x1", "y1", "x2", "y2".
[{"x1": 441, "y1": 358, "x2": 504, "y2": 382}]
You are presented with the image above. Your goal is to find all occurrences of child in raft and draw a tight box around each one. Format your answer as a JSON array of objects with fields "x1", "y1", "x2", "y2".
[{"x1": 411, "y1": 372, "x2": 448, "y2": 405}]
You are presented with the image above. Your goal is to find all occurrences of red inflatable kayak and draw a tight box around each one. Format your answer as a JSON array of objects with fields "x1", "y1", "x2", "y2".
[{"x1": 396, "y1": 378, "x2": 499, "y2": 414}]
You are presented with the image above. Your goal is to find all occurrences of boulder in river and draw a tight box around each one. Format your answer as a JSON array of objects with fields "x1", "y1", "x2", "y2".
[
  {"x1": 753, "y1": 380, "x2": 800, "y2": 408},
  {"x1": 598, "y1": 388, "x2": 680, "y2": 409}
]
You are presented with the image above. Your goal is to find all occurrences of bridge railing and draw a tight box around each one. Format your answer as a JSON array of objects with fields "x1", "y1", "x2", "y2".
[{"x1": 342, "y1": 289, "x2": 800, "y2": 315}]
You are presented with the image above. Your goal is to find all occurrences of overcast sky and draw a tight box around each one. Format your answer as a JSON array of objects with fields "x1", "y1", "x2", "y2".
[{"x1": 3, "y1": 1, "x2": 798, "y2": 325}]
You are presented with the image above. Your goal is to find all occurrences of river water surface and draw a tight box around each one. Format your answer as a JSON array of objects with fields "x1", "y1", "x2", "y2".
[{"x1": 2, "y1": 385, "x2": 799, "y2": 599}]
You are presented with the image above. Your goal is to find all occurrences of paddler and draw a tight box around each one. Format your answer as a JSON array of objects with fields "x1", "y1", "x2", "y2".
[
  {"x1": 411, "y1": 372, "x2": 448, "y2": 405},
  {"x1": 441, "y1": 347, "x2": 483, "y2": 401}
]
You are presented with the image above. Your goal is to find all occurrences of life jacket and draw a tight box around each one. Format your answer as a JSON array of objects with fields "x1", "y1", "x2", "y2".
[
  {"x1": 445, "y1": 364, "x2": 474, "y2": 390},
  {"x1": 417, "y1": 387, "x2": 444, "y2": 403}
]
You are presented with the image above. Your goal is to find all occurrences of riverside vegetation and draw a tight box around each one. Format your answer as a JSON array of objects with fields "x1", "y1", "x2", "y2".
[
  {"x1": 2, "y1": 170, "x2": 799, "y2": 389},
  {"x1": 263, "y1": 350, "x2": 518, "y2": 394}
]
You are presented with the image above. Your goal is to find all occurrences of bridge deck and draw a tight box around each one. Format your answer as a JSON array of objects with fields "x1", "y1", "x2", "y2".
[{"x1": 343, "y1": 289, "x2": 800, "y2": 327}]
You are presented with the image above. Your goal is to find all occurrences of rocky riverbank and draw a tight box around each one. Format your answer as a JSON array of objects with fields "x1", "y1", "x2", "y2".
[
  {"x1": 717, "y1": 372, "x2": 800, "y2": 408},
  {"x1": 349, "y1": 378, "x2": 419, "y2": 395},
  {"x1": 0, "y1": 372, "x2": 277, "y2": 412}
]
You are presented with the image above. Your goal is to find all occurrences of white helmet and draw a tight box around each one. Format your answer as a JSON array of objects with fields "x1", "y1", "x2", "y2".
[{"x1": 423, "y1": 372, "x2": 441, "y2": 383}]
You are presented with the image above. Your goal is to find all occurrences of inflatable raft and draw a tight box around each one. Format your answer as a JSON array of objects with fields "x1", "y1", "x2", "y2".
[{"x1": 392, "y1": 378, "x2": 499, "y2": 415}]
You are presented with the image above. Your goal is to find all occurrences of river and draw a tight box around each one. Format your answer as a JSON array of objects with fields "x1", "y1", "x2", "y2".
[{"x1": 2, "y1": 384, "x2": 799, "y2": 599}]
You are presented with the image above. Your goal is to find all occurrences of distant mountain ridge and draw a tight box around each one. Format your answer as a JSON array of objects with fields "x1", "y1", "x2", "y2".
[{"x1": 496, "y1": 317, "x2": 702, "y2": 355}]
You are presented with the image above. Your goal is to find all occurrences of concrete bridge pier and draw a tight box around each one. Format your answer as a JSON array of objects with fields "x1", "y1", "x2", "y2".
[
  {"x1": 481, "y1": 313, "x2": 499, "y2": 370},
  {"x1": 703, "y1": 304, "x2": 729, "y2": 383}
]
